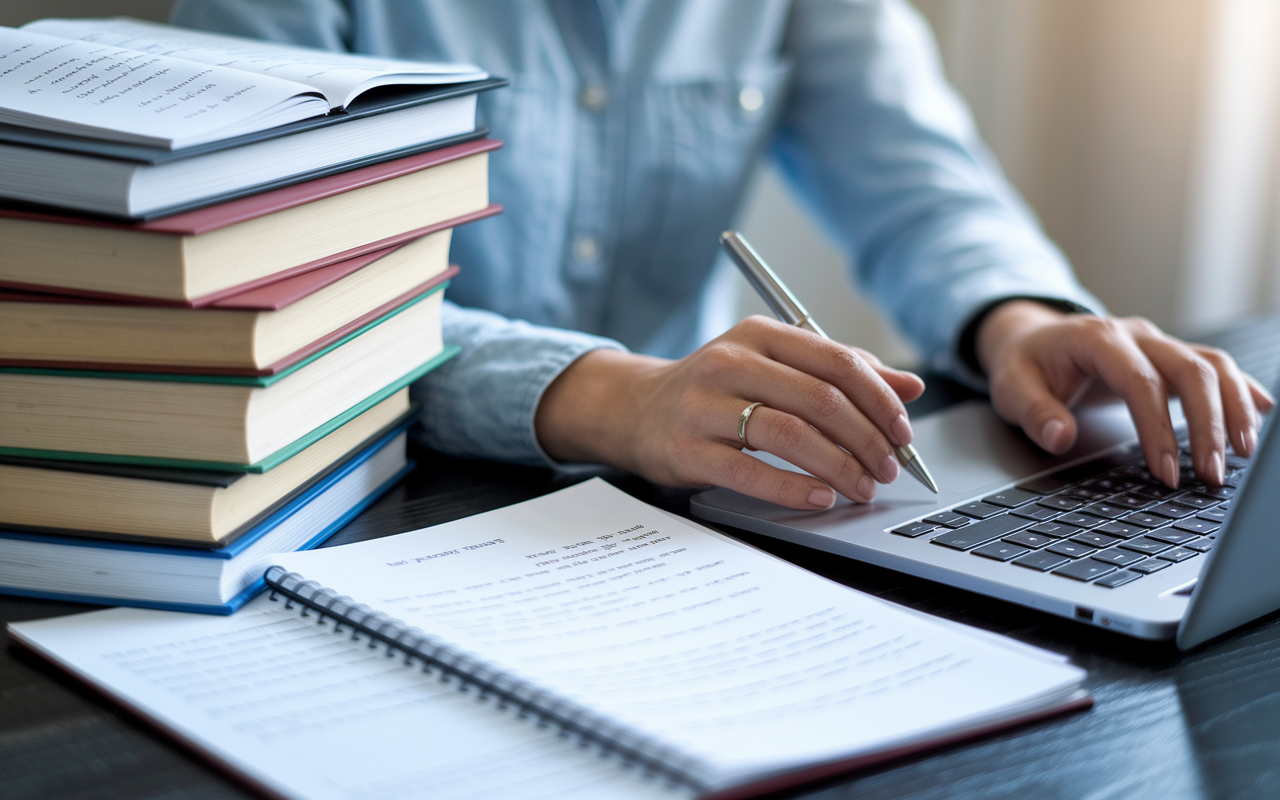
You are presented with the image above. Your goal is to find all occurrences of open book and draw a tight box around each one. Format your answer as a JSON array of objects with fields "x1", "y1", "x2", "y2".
[
  {"x1": 9, "y1": 480, "x2": 1089, "y2": 799},
  {"x1": 1, "y1": 18, "x2": 487, "y2": 148}
]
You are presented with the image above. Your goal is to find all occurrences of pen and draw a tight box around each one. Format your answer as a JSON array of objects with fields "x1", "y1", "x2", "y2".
[{"x1": 719, "y1": 230, "x2": 939, "y2": 494}]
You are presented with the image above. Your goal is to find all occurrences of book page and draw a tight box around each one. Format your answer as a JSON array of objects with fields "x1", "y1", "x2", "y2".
[
  {"x1": 269, "y1": 479, "x2": 1086, "y2": 787},
  {"x1": 0, "y1": 26, "x2": 326, "y2": 148},
  {"x1": 25, "y1": 18, "x2": 487, "y2": 111},
  {"x1": 8, "y1": 596, "x2": 680, "y2": 800}
]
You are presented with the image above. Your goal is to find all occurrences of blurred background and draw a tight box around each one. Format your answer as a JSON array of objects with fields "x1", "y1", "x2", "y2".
[{"x1": 6, "y1": 0, "x2": 1280, "y2": 367}]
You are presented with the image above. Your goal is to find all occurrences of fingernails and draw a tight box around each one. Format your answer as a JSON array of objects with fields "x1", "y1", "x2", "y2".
[
  {"x1": 879, "y1": 452, "x2": 900, "y2": 483},
  {"x1": 891, "y1": 414, "x2": 913, "y2": 446},
  {"x1": 808, "y1": 486, "x2": 836, "y2": 509},
  {"x1": 1042, "y1": 419, "x2": 1067, "y2": 451},
  {"x1": 857, "y1": 474, "x2": 877, "y2": 502},
  {"x1": 1209, "y1": 451, "x2": 1226, "y2": 486},
  {"x1": 1161, "y1": 452, "x2": 1180, "y2": 488},
  {"x1": 1244, "y1": 424, "x2": 1259, "y2": 456}
]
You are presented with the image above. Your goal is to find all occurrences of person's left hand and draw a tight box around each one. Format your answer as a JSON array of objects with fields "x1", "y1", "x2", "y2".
[{"x1": 976, "y1": 300, "x2": 1275, "y2": 487}]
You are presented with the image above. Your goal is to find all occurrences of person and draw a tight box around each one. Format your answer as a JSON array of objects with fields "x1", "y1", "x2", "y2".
[{"x1": 174, "y1": 0, "x2": 1272, "y2": 510}]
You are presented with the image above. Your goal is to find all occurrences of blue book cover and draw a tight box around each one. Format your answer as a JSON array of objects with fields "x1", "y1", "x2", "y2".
[{"x1": 0, "y1": 421, "x2": 414, "y2": 614}]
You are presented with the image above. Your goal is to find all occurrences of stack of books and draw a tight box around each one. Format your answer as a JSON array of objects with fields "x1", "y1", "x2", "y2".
[{"x1": 0, "y1": 17, "x2": 506, "y2": 613}]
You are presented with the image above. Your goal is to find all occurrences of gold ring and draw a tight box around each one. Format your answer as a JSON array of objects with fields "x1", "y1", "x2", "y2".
[{"x1": 737, "y1": 402, "x2": 764, "y2": 451}]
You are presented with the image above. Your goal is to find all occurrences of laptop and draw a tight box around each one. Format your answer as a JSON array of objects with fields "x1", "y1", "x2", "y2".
[{"x1": 691, "y1": 330, "x2": 1280, "y2": 650}]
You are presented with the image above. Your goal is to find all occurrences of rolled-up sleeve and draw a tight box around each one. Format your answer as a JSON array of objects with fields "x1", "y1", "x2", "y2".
[
  {"x1": 775, "y1": 0, "x2": 1105, "y2": 386},
  {"x1": 412, "y1": 302, "x2": 625, "y2": 466}
]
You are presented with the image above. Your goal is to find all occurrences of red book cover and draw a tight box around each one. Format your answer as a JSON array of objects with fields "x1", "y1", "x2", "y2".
[
  {"x1": 0, "y1": 266, "x2": 459, "y2": 377},
  {"x1": 0, "y1": 138, "x2": 502, "y2": 236}
]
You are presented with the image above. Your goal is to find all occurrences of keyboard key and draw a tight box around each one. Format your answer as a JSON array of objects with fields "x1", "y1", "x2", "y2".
[
  {"x1": 1016, "y1": 476, "x2": 1070, "y2": 495},
  {"x1": 1013, "y1": 551, "x2": 1071, "y2": 572},
  {"x1": 892, "y1": 522, "x2": 937, "y2": 538},
  {"x1": 981, "y1": 488, "x2": 1040, "y2": 508},
  {"x1": 1096, "y1": 570, "x2": 1143, "y2": 588},
  {"x1": 1119, "y1": 538, "x2": 1172, "y2": 555},
  {"x1": 1079, "y1": 502, "x2": 1128, "y2": 520},
  {"x1": 923, "y1": 511, "x2": 971, "y2": 528},
  {"x1": 1055, "y1": 513, "x2": 1102, "y2": 529},
  {"x1": 1131, "y1": 483, "x2": 1182, "y2": 500},
  {"x1": 1064, "y1": 488, "x2": 1111, "y2": 502},
  {"x1": 1120, "y1": 511, "x2": 1165, "y2": 528},
  {"x1": 1147, "y1": 502, "x2": 1198, "y2": 519},
  {"x1": 1147, "y1": 529, "x2": 1199, "y2": 545},
  {"x1": 1091, "y1": 548, "x2": 1147, "y2": 567},
  {"x1": 1071, "y1": 531, "x2": 1120, "y2": 549},
  {"x1": 1185, "y1": 537, "x2": 1215, "y2": 553},
  {"x1": 1011, "y1": 505, "x2": 1061, "y2": 522},
  {"x1": 1004, "y1": 531, "x2": 1054, "y2": 549},
  {"x1": 954, "y1": 502, "x2": 1006, "y2": 520},
  {"x1": 1037, "y1": 495, "x2": 1085, "y2": 512},
  {"x1": 1174, "y1": 494, "x2": 1219, "y2": 510},
  {"x1": 1111, "y1": 493, "x2": 1155, "y2": 510},
  {"x1": 1158, "y1": 547, "x2": 1200, "y2": 563},
  {"x1": 1132, "y1": 558, "x2": 1171, "y2": 574},
  {"x1": 1053, "y1": 560, "x2": 1117, "y2": 582},
  {"x1": 1094, "y1": 521, "x2": 1145, "y2": 539},
  {"x1": 930, "y1": 515, "x2": 1029, "y2": 550},
  {"x1": 1195, "y1": 486, "x2": 1235, "y2": 501},
  {"x1": 1197, "y1": 508, "x2": 1229, "y2": 523},
  {"x1": 1046, "y1": 541, "x2": 1096, "y2": 559},
  {"x1": 972, "y1": 542, "x2": 1032, "y2": 562},
  {"x1": 1172, "y1": 518, "x2": 1219, "y2": 536},
  {"x1": 1028, "y1": 522, "x2": 1081, "y2": 539}
]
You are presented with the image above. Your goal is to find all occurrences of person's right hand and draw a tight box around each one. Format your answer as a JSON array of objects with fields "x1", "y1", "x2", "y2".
[{"x1": 534, "y1": 315, "x2": 924, "y2": 510}]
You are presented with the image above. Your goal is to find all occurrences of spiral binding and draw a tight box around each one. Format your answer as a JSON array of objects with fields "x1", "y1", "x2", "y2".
[{"x1": 264, "y1": 566, "x2": 706, "y2": 793}]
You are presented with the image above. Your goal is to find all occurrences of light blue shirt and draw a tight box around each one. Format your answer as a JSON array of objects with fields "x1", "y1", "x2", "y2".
[{"x1": 173, "y1": 0, "x2": 1104, "y2": 467}]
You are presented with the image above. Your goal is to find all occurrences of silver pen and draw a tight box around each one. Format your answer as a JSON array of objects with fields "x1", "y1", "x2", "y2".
[{"x1": 719, "y1": 230, "x2": 939, "y2": 494}]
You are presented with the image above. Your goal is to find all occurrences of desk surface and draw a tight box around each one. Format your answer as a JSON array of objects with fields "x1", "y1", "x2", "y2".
[{"x1": 5, "y1": 318, "x2": 1280, "y2": 800}]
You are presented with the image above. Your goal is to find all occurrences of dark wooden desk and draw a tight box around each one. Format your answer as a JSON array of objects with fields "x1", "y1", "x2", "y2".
[{"x1": 5, "y1": 319, "x2": 1280, "y2": 800}]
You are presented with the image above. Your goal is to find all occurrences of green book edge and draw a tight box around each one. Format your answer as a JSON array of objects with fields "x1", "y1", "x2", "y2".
[
  {"x1": 0, "y1": 345, "x2": 457, "y2": 473},
  {"x1": 0, "y1": 282, "x2": 449, "y2": 387}
]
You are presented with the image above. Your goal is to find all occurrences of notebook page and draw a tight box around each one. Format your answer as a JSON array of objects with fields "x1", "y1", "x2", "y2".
[
  {"x1": 25, "y1": 18, "x2": 487, "y2": 111},
  {"x1": 269, "y1": 479, "x2": 1085, "y2": 787},
  {"x1": 0, "y1": 27, "x2": 326, "y2": 147},
  {"x1": 8, "y1": 596, "x2": 679, "y2": 800}
]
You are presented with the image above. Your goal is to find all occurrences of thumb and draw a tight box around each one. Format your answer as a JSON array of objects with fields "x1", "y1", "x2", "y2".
[{"x1": 990, "y1": 363, "x2": 1079, "y2": 454}]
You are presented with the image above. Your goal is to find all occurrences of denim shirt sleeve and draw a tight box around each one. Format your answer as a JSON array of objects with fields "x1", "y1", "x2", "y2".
[
  {"x1": 411, "y1": 301, "x2": 625, "y2": 467},
  {"x1": 776, "y1": 0, "x2": 1106, "y2": 387}
]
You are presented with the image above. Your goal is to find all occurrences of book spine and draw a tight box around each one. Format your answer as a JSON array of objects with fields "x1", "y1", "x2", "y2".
[{"x1": 263, "y1": 566, "x2": 705, "y2": 793}]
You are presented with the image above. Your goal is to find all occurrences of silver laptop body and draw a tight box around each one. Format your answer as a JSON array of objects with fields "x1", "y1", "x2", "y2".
[{"x1": 691, "y1": 399, "x2": 1280, "y2": 649}]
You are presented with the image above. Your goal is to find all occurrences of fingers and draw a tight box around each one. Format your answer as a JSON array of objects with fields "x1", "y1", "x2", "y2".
[
  {"x1": 745, "y1": 317, "x2": 919, "y2": 449},
  {"x1": 726, "y1": 401, "x2": 878, "y2": 505},
  {"x1": 1138, "y1": 336, "x2": 1224, "y2": 484},
  {"x1": 987, "y1": 356, "x2": 1081, "y2": 454},
  {"x1": 1190, "y1": 344, "x2": 1258, "y2": 458}
]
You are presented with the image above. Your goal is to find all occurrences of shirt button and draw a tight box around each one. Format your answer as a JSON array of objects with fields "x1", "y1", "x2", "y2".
[
  {"x1": 572, "y1": 235, "x2": 600, "y2": 263},
  {"x1": 738, "y1": 85, "x2": 764, "y2": 112},
  {"x1": 579, "y1": 84, "x2": 608, "y2": 111}
]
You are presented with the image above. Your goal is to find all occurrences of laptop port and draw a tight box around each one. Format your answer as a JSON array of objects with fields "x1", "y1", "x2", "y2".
[{"x1": 1075, "y1": 606, "x2": 1095, "y2": 622}]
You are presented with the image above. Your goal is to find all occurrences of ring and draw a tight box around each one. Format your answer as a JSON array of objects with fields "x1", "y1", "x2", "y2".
[{"x1": 737, "y1": 402, "x2": 765, "y2": 451}]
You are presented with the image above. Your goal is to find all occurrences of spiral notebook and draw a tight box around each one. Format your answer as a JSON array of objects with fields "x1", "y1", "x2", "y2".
[{"x1": 8, "y1": 480, "x2": 1089, "y2": 800}]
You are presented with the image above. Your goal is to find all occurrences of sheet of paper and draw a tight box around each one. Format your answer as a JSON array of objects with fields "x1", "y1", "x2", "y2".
[
  {"x1": 0, "y1": 26, "x2": 325, "y2": 147},
  {"x1": 8, "y1": 596, "x2": 680, "y2": 800},
  {"x1": 270, "y1": 479, "x2": 1085, "y2": 784},
  {"x1": 25, "y1": 18, "x2": 487, "y2": 110}
]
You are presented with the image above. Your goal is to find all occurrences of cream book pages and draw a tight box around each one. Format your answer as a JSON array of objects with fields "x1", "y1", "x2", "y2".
[
  {"x1": 23, "y1": 18, "x2": 488, "y2": 110},
  {"x1": 265, "y1": 479, "x2": 1088, "y2": 794},
  {"x1": 0, "y1": 26, "x2": 327, "y2": 147}
]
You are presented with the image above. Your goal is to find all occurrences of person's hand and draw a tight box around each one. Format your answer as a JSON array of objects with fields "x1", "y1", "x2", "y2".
[
  {"x1": 534, "y1": 316, "x2": 924, "y2": 510},
  {"x1": 976, "y1": 300, "x2": 1275, "y2": 487}
]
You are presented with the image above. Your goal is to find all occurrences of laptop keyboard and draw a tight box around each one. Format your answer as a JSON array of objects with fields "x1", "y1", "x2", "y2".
[{"x1": 891, "y1": 438, "x2": 1244, "y2": 589}]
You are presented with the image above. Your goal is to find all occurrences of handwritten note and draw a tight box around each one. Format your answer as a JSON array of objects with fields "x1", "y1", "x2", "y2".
[{"x1": 270, "y1": 479, "x2": 1084, "y2": 781}]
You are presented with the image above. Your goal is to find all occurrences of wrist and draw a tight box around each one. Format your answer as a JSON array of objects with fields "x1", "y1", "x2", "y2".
[
  {"x1": 534, "y1": 348, "x2": 668, "y2": 469},
  {"x1": 975, "y1": 299, "x2": 1071, "y2": 377}
]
